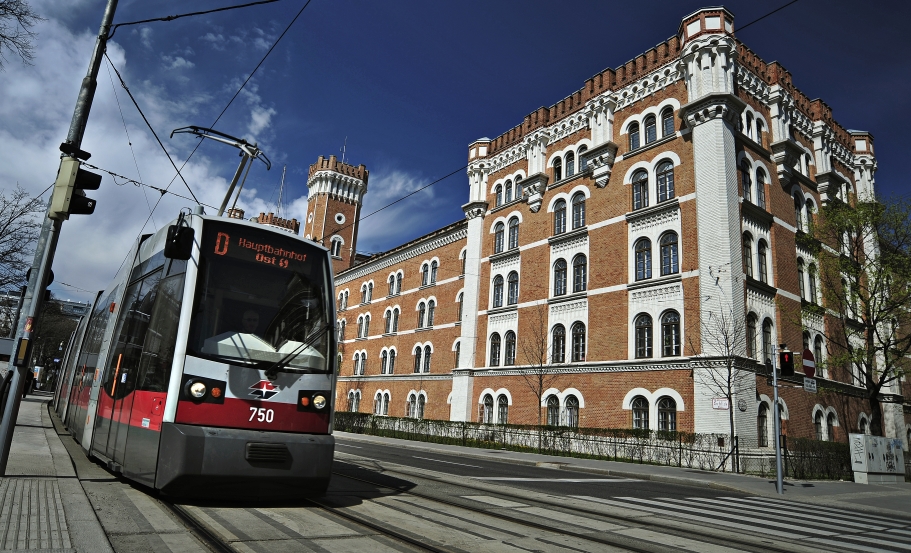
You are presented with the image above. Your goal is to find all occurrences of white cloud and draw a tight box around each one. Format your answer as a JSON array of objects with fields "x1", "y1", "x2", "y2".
[
  {"x1": 248, "y1": 105, "x2": 277, "y2": 136},
  {"x1": 199, "y1": 32, "x2": 226, "y2": 51},
  {"x1": 138, "y1": 27, "x2": 153, "y2": 49},
  {"x1": 162, "y1": 55, "x2": 195, "y2": 70}
]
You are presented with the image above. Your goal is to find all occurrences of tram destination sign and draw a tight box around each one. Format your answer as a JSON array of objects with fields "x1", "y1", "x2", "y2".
[{"x1": 205, "y1": 223, "x2": 314, "y2": 272}]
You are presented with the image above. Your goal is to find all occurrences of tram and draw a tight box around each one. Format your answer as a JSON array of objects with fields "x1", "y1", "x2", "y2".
[{"x1": 53, "y1": 208, "x2": 337, "y2": 497}]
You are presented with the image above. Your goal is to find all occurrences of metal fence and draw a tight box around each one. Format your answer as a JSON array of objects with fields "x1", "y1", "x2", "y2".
[{"x1": 336, "y1": 412, "x2": 848, "y2": 479}]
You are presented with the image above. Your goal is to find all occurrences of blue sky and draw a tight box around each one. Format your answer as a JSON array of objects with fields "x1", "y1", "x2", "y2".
[{"x1": 1, "y1": 0, "x2": 909, "y2": 301}]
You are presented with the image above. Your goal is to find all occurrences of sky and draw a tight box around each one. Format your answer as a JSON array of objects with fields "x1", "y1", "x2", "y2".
[{"x1": 1, "y1": 0, "x2": 909, "y2": 303}]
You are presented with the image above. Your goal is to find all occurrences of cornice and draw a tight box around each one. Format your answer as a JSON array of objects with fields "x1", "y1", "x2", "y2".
[
  {"x1": 681, "y1": 92, "x2": 746, "y2": 128},
  {"x1": 741, "y1": 200, "x2": 772, "y2": 227}
]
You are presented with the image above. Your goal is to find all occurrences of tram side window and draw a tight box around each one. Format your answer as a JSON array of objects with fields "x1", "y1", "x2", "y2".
[
  {"x1": 76, "y1": 291, "x2": 116, "y2": 387},
  {"x1": 136, "y1": 271, "x2": 186, "y2": 393},
  {"x1": 103, "y1": 269, "x2": 162, "y2": 400}
]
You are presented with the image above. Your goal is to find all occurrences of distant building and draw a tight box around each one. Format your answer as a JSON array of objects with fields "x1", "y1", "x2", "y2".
[{"x1": 312, "y1": 7, "x2": 909, "y2": 449}]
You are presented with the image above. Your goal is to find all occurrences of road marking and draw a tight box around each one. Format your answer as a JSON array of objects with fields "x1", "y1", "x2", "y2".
[
  {"x1": 461, "y1": 495, "x2": 528, "y2": 508},
  {"x1": 807, "y1": 536, "x2": 911, "y2": 553},
  {"x1": 682, "y1": 497, "x2": 886, "y2": 533},
  {"x1": 473, "y1": 478, "x2": 640, "y2": 482},
  {"x1": 413, "y1": 456, "x2": 483, "y2": 468},
  {"x1": 336, "y1": 443, "x2": 362, "y2": 448}
]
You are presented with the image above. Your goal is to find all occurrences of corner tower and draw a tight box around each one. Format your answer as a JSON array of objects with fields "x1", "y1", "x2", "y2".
[{"x1": 304, "y1": 155, "x2": 369, "y2": 274}]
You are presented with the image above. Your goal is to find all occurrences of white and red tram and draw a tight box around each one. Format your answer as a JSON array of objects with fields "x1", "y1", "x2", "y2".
[{"x1": 54, "y1": 210, "x2": 337, "y2": 497}]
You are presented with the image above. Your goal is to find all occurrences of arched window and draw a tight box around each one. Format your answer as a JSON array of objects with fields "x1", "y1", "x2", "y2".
[
  {"x1": 430, "y1": 261, "x2": 438, "y2": 284},
  {"x1": 815, "y1": 411, "x2": 824, "y2": 441},
  {"x1": 482, "y1": 394, "x2": 494, "y2": 424},
  {"x1": 632, "y1": 396, "x2": 649, "y2": 429},
  {"x1": 635, "y1": 314, "x2": 653, "y2": 358},
  {"x1": 629, "y1": 122, "x2": 640, "y2": 150},
  {"x1": 566, "y1": 395, "x2": 579, "y2": 428},
  {"x1": 553, "y1": 199, "x2": 567, "y2": 235},
  {"x1": 565, "y1": 151, "x2": 575, "y2": 178},
  {"x1": 392, "y1": 308, "x2": 400, "y2": 332},
  {"x1": 635, "y1": 238, "x2": 652, "y2": 281},
  {"x1": 417, "y1": 301, "x2": 426, "y2": 328},
  {"x1": 578, "y1": 146, "x2": 588, "y2": 171},
  {"x1": 406, "y1": 393, "x2": 416, "y2": 418},
  {"x1": 388, "y1": 274, "x2": 396, "y2": 296},
  {"x1": 374, "y1": 394, "x2": 382, "y2": 415},
  {"x1": 758, "y1": 404, "x2": 769, "y2": 447},
  {"x1": 457, "y1": 292, "x2": 464, "y2": 321},
  {"x1": 661, "y1": 311, "x2": 681, "y2": 357},
  {"x1": 381, "y1": 350, "x2": 388, "y2": 374},
  {"x1": 743, "y1": 233, "x2": 753, "y2": 278},
  {"x1": 746, "y1": 314, "x2": 758, "y2": 359},
  {"x1": 421, "y1": 263, "x2": 429, "y2": 286},
  {"x1": 357, "y1": 316, "x2": 364, "y2": 339},
  {"x1": 395, "y1": 273, "x2": 403, "y2": 294},
  {"x1": 492, "y1": 275, "x2": 504, "y2": 308},
  {"x1": 489, "y1": 333, "x2": 501, "y2": 367},
  {"x1": 762, "y1": 318, "x2": 773, "y2": 365},
  {"x1": 515, "y1": 176, "x2": 523, "y2": 198},
  {"x1": 571, "y1": 192, "x2": 586, "y2": 229},
  {"x1": 360, "y1": 284, "x2": 367, "y2": 304},
  {"x1": 797, "y1": 259, "x2": 806, "y2": 300},
  {"x1": 794, "y1": 196, "x2": 804, "y2": 230},
  {"x1": 657, "y1": 161, "x2": 675, "y2": 202},
  {"x1": 803, "y1": 331, "x2": 810, "y2": 352},
  {"x1": 423, "y1": 345, "x2": 431, "y2": 372},
  {"x1": 454, "y1": 341, "x2": 460, "y2": 368},
  {"x1": 460, "y1": 250, "x2": 466, "y2": 275},
  {"x1": 383, "y1": 393, "x2": 389, "y2": 416},
  {"x1": 553, "y1": 157, "x2": 563, "y2": 182},
  {"x1": 508, "y1": 217, "x2": 519, "y2": 249},
  {"x1": 632, "y1": 170, "x2": 649, "y2": 210},
  {"x1": 494, "y1": 222, "x2": 505, "y2": 254},
  {"x1": 367, "y1": 282, "x2": 373, "y2": 302},
  {"x1": 657, "y1": 396, "x2": 677, "y2": 431},
  {"x1": 661, "y1": 107, "x2": 674, "y2": 137},
  {"x1": 757, "y1": 240, "x2": 769, "y2": 284},
  {"x1": 746, "y1": 112, "x2": 754, "y2": 139},
  {"x1": 413, "y1": 346, "x2": 422, "y2": 373},
  {"x1": 806, "y1": 200, "x2": 816, "y2": 230},
  {"x1": 756, "y1": 120, "x2": 765, "y2": 147},
  {"x1": 554, "y1": 259, "x2": 567, "y2": 296},
  {"x1": 363, "y1": 314, "x2": 370, "y2": 336},
  {"x1": 495, "y1": 184, "x2": 502, "y2": 207},
  {"x1": 552, "y1": 324, "x2": 566, "y2": 363},
  {"x1": 571, "y1": 322, "x2": 586, "y2": 362},
  {"x1": 507, "y1": 271, "x2": 519, "y2": 305},
  {"x1": 756, "y1": 170, "x2": 767, "y2": 209},
  {"x1": 807, "y1": 263, "x2": 818, "y2": 303},
  {"x1": 659, "y1": 232, "x2": 679, "y2": 276},
  {"x1": 504, "y1": 180, "x2": 513, "y2": 203},
  {"x1": 504, "y1": 331, "x2": 516, "y2": 366},
  {"x1": 338, "y1": 320, "x2": 346, "y2": 341},
  {"x1": 350, "y1": 391, "x2": 360, "y2": 412},
  {"x1": 497, "y1": 395, "x2": 508, "y2": 424},
  {"x1": 859, "y1": 417, "x2": 868, "y2": 435},
  {"x1": 741, "y1": 160, "x2": 752, "y2": 203},
  {"x1": 814, "y1": 336, "x2": 824, "y2": 373},
  {"x1": 384, "y1": 311, "x2": 392, "y2": 334},
  {"x1": 546, "y1": 396, "x2": 560, "y2": 426},
  {"x1": 572, "y1": 254, "x2": 587, "y2": 293},
  {"x1": 343, "y1": 291, "x2": 348, "y2": 309},
  {"x1": 644, "y1": 115, "x2": 657, "y2": 144},
  {"x1": 389, "y1": 349, "x2": 396, "y2": 374},
  {"x1": 427, "y1": 299, "x2": 436, "y2": 327},
  {"x1": 331, "y1": 238, "x2": 342, "y2": 257}
]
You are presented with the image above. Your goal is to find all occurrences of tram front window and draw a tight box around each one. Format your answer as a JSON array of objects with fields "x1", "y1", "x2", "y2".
[{"x1": 187, "y1": 222, "x2": 333, "y2": 373}]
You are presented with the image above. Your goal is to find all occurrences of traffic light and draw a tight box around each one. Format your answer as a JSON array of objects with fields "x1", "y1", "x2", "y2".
[
  {"x1": 779, "y1": 350, "x2": 794, "y2": 377},
  {"x1": 49, "y1": 157, "x2": 101, "y2": 220}
]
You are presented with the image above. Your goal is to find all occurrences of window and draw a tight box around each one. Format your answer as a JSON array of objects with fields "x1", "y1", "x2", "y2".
[
  {"x1": 806, "y1": 200, "x2": 815, "y2": 230},
  {"x1": 492, "y1": 275, "x2": 504, "y2": 308},
  {"x1": 571, "y1": 192, "x2": 586, "y2": 229},
  {"x1": 746, "y1": 113, "x2": 754, "y2": 139},
  {"x1": 632, "y1": 396, "x2": 649, "y2": 429},
  {"x1": 332, "y1": 238, "x2": 343, "y2": 257},
  {"x1": 396, "y1": 273, "x2": 403, "y2": 294},
  {"x1": 814, "y1": 336, "x2": 824, "y2": 374},
  {"x1": 632, "y1": 170, "x2": 648, "y2": 209},
  {"x1": 413, "y1": 346, "x2": 422, "y2": 373},
  {"x1": 460, "y1": 251, "x2": 466, "y2": 275},
  {"x1": 546, "y1": 396, "x2": 560, "y2": 426},
  {"x1": 635, "y1": 314, "x2": 653, "y2": 358},
  {"x1": 497, "y1": 395, "x2": 508, "y2": 424},
  {"x1": 629, "y1": 123, "x2": 640, "y2": 150},
  {"x1": 815, "y1": 411, "x2": 823, "y2": 441},
  {"x1": 454, "y1": 341, "x2": 460, "y2": 368},
  {"x1": 374, "y1": 394, "x2": 382, "y2": 415},
  {"x1": 554, "y1": 199, "x2": 567, "y2": 235},
  {"x1": 383, "y1": 393, "x2": 389, "y2": 416},
  {"x1": 572, "y1": 254, "x2": 587, "y2": 293},
  {"x1": 421, "y1": 263, "x2": 429, "y2": 286},
  {"x1": 338, "y1": 320, "x2": 346, "y2": 341},
  {"x1": 384, "y1": 310, "x2": 392, "y2": 334},
  {"x1": 504, "y1": 180, "x2": 513, "y2": 203},
  {"x1": 381, "y1": 350, "x2": 388, "y2": 374},
  {"x1": 794, "y1": 196, "x2": 803, "y2": 230},
  {"x1": 392, "y1": 308, "x2": 399, "y2": 332},
  {"x1": 657, "y1": 161, "x2": 675, "y2": 202},
  {"x1": 348, "y1": 391, "x2": 360, "y2": 413},
  {"x1": 741, "y1": 160, "x2": 755, "y2": 203},
  {"x1": 746, "y1": 314, "x2": 757, "y2": 359},
  {"x1": 457, "y1": 293, "x2": 463, "y2": 322},
  {"x1": 758, "y1": 404, "x2": 769, "y2": 447},
  {"x1": 507, "y1": 271, "x2": 519, "y2": 305},
  {"x1": 357, "y1": 316, "x2": 364, "y2": 339},
  {"x1": 578, "y1": 146, "x2": 588, "y2": 171},
  {"x1": 388, "y1": 274, "x2": 395, "y2": 296},
  {"x1": 756, "y1": 120, "x2": 765, "y2": 146},
  {"x1": 757, "y1": 240, "x2": 769, "y2": 284},
  {"x1": 553, "y1": 157, "x2": 563, "y2": 182},
  {"x1": 389, "y1": 349, "x2": 396, "y2": 374},
  {"x1": 657, "y1": 396, "x2": 676, "y2": 431},
  {"x1": 427, "y1": 299, "x2": 436, "y2": 327},
  {"x1": 361, "y1": 284, "x2": 367, "y2": 304},
  {"x1": 515, "y1": 176, "x2": 523, "y2": 198},
  {"x1": 566, "y1": 395, "x2": 579, "y2": 428},
  {"x1": 489, "y1": 333, "x2": 501, "y2": 367},
  {"x1": 859, "y1": 417, "x2": 867, "y2": 435},
  {"x1": 554, "y1": 259, "x2": 567, "y2": 296},
  {"x1": 482, "y1": 394, "x2": 494, "y2": 423},
  {"x1": 661, "y1": 311, "x2": 681, "y2": 357},
  {"x1": 661, "y1": 108, "x2": 674, "y2": 137},
  {"x1": 363, "y1": 314, "x2": 370, "y2": 336},
  {"x1": 495, "y1": 184, "x2": 502, "y2": 207},
  {"x1": 430, "y1": 261, "x2": 438, "y2": 284},
  {"x1": 743, "y1": 233, "x2": 753, "y2": 278},
  {"x1": 756, "y1": 170, "x2": 767, "y2": 209},
  {"x1": 418, "y1": 301, "x2": 426, "y2": 328},
  {"x1": 504, "y1": 331, "x2": 516, "y2": 366},
  {"x1": 343, "y1": 291, "x2": 348, "y2": 309},
  {"x1": 552, "y1": 324, "x2": 566, "y2": 363},
  {"x1": 494, "y1": 222, "x2": 505, "y2": 254},
  {"x1": 659, "y1": 232, "x2": 679, "y2": 276},
  {"x1": 807, "y1": 263, "x2": 818, "y2": 303},
  {"x1": 508, "y1": 217, "x2": 519, "y2": 249},
  {"x1": 635, "y1": 238, "x2": 652, "y2": 281},
  {"x1": 367, "y1": 282, "x2": 373, "y2": 302},
  {"x1": 566, "y1": 152, "x2": 575, "y2": 178},
  {"x1": 423, "y1": 345, "x2": 431, "y2": 372},
  {"x1": 762, "y1": 318, "x2": 773, "y2": 365},
  {"x1": 571, "y1": 322, "x2": 586, "y2": 362},
  {"x1": 797, "y1": 259, "x2": 806, "y2": 300},
  {"x1": 644, "y1": 115, "x2": 657, "y2": 144}
]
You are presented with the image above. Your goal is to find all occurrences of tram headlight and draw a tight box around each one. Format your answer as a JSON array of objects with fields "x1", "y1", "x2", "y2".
[
  {"x1": 188, "y1": 381, "x2": 207, "y2": 399},
  {"x1": 312, "y1": 394, "x2": 327, "y2": 410}
]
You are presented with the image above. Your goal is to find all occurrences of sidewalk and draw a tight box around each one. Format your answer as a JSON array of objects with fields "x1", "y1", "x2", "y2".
[{"x1": 336, "y1": 431, "x2": 911, "y2": 518}]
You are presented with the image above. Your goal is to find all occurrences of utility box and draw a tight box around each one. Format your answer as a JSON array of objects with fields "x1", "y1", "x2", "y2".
[{"x1": 850, "y1": 433, "x2": 906, "y2": 484}]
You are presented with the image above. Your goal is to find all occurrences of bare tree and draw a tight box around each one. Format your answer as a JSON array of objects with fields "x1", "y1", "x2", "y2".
[
  {"x1": 519, "y1": 304, "x2": 561, "y2": 448},
  {"x1": 0, "y1": 0, "x2": 43, "y2": 69},
  {"x1": 0, "y1": 185, "x2": 44, "y2": 292}
]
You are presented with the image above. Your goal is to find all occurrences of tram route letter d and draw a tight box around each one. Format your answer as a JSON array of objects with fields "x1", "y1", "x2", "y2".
[{"x1": 214, "y1": 232, "x2": 230, "y2": 256}]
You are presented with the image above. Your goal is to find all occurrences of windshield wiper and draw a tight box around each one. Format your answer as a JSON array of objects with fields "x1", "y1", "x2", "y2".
[{"x1": 259, "y1": 322, "x2": 334, "y2": 379}]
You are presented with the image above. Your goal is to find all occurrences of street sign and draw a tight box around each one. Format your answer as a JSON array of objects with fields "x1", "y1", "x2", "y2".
[
  {"x1": 802, "y1": 348, "x2": 815, "y2": 377},
  {"x1": 712, "y1": 398, "x2": 730, "y2": 410},
  {"x1": 803, "y1": 377, "x2": 817, "y2": 394}
]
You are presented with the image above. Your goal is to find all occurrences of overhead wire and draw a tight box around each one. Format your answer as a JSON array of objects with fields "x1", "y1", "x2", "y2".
[
  {"x1": 106, "y1": 0, "x2": 281, "y2": 39},
  {"x1": 81, "y1": 162, "x2": 220, "y2": 211},
  {"x1": 736, "y1": 0, "x2": 799, "y2": 32}
]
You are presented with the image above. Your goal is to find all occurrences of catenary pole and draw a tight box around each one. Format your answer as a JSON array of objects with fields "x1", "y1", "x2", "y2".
[
  {"x1": 772, "y1": 343, "x2": 784, "y2": 495},
  {"x1": 0, "y1": 0, "x2": 119, "y2": 474}
]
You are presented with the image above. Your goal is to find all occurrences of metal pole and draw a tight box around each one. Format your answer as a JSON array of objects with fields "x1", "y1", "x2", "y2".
[
  {"x1": 218, "y1": 155, "x2": 249, "y2": 216},
  {"x1": 772, "y1": 343, "x2": 784, "y2": 495},
  {"x1": 0, "y1": 0, "x2": 118, "y2": 475}
]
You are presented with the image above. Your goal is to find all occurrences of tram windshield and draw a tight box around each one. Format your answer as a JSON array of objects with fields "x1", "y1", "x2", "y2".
[{"x1": 187, "y1": 221, "x2": 333, "y2": 373}]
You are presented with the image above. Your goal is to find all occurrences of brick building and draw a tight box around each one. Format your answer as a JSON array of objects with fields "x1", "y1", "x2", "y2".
[{"x1": 308, "y1": 7, "x2": 911, "y2": 449}]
